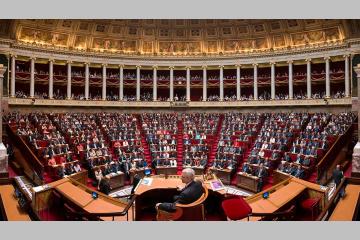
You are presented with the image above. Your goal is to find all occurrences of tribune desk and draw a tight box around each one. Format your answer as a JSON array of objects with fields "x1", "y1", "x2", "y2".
[
  {"x1": 237, "y1": 172, "x2": 260, "y2": 192},
  {"x1": 155, "y1": 166, "x2": 178, "y2": 175},
  {"x1": 210, "y1": 168, "x2": 232, "y2": 185},
  {"x1": 134, "y1": 175, "x2": 226, "y2": 220}
]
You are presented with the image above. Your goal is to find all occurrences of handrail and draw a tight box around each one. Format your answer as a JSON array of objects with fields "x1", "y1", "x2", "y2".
[
  {"x1": 316, "y1": 178, "x2": 346, "y2": 221},
  {"x1": 64, "y1": 178, "x2": 136, "y2": 221},
  {"x1": 6, "y1": 124, "x2": 44, "y2": 180},
  {"x1": 316, "y1": 124, "x2": 353, "y2": 184}
]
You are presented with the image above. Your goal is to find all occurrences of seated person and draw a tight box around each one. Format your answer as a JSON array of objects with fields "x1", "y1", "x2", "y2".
[
  {"x1": 57, "y1": 163, "x2": 66, "y2": 178},
  {"x1": 302, "y1": 156, "x2": 311, "y2": 166},
  {"x1": 242, "y1": 162, "x2": 252, "y2": 174},
  {"x1": 292, "y1": 165, "x2": 305, "y2": 179},
  {"x1": 277, "y1": 161, "x2": 289, "y2": 172},
  {"x1": 94, "y1": 167, "x2": 103, "y2": 190},
  {"x1": 170, "y1": 159, "x2": 177, "y2": 167},
  {"x1": 65, "y1": 163, "x2": 75, "y2": 175},
  {"x1": 283, "y1": 153, "x2": 291, "y2": 162},
  {"x1": 156, "y1": 168, "x2": 204, "y2": 212},
  {"x1": 295, "y1": 154, "x2": 303, "y2": 165},
  {"x1": 73, "y1": 162, "x2": 82, "y2": 173}
]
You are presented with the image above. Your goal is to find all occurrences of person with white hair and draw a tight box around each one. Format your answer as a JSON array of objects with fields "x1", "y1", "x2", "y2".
[{"x1": 156, "y1": 168, "x2": 204, "y2": 212}]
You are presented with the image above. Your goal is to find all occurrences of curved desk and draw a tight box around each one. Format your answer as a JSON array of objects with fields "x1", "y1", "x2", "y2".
[{"x1": 134, "y1": 175, "x2": 226, "y2": 220}]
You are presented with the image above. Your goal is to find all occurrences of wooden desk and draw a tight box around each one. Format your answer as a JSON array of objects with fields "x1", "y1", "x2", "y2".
[
  {"x1": 0, "y1": 185, "x2": 31, "y2": 221},
  {"x1": 155, "y1": 166, "x2": 178, "y2": 175},
  {"x1": 84, "y1": 198, "x2": 124, "y2": 214},
  {"x1": 329, "y1": 184, "x2": 360, "y2": 221},
  {"x1": 210, "y1": 168, "x2": 232, "y2": 185},
  {"x1": 105, "y1": 172, "x2": 125, "y2": 189},
  {"x1": 55, "y1": 182, "x2": 93, "y2": 207},
  {"x1": 273, "y1": 170, "x2": 291, "y2": 185},
  {"x1": 267, "y1": 181, "x2": 306, "y2": 208},
  {"x1": 236, "y1": 172, "x2": 260, "y2": 192}
]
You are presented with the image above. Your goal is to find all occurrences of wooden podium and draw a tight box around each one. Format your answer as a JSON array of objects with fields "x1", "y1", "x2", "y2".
[{"x1": 236, "y1": 172, "x2": 260, "y2": 192}]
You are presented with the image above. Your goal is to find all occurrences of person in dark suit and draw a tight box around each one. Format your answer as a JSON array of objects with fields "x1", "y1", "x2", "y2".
[
  {"x1": 255, "y1": 163, "x2": 268, "y2": 192},
  {"x1": 332, "y1": 165, "x2": 344, "y2": 187},
  {"x1": 99, "y1": 177, "x2": 111, "y2": 195},
  {"x1": 156, "y1": 168, "x2": 204, "y2": 212}
]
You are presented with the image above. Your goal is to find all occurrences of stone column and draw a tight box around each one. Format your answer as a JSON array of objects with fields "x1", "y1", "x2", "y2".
[
  {"x1": 10, "y1": 54, "x2": 16, "y2": 97},
  {"x1": 169, "y1": 66, "x2": 174, "y2": 101},
  {"x1": 202, "y1": 66, "x2": 207, "y2": 101},
  {"x1": 85, "y1": 63, "x2": 89, "y2": 100},
  {"x1": 236, "y1": 65, "x2": 241, "y2": 101},
  {"x1": 306, "y1": 59, "x2": 312, "y2": 99},
  {"x1": 48, "y1": 59, "x2": 54, "y2": 99},
  {"x1": 352, "y1": 64, "x2": 360, "y2": 177},
  {"x1": 0, "y1": 64, "x2": 8, "y2": 178},
  {"x1": 271, "y1": 62, "x2": 276, "y2": 100},
  {"x1": 136, "y1": 65, "x2": 141, "y2": 101},
  {"x1": 30, "y1": 57, "x2": 35, "y2": 98},
  {"x1": 102, "y1": 64, "x2": 107, "y2": 100},
  {"x1": 288, "y1": 60, "x2": 294, "y2": 99},
  {"x1": 253, "y1": 63, "x2": 258, "y2": 100},
  {"x1": 119, "y1": 65, "x2": 124, "y2": 100},
  {"x1": 345, "y1": 54, "x2": 350, "y2": 97},
  {"x1": 66, "y1": 61, "x2": 72, "y2": 99},
  {"x1": 219, "y1": 65, "x2": 224, "y2": 101},
  {"x1": 325, "y1": 57, "x2": 331, "y2": 98},
  {"x1": 153, "y1": 66, "x2": 157, "y2": 101},
  {"x1": 186, "y1": 67, "x2": 191, "y2": 101}
]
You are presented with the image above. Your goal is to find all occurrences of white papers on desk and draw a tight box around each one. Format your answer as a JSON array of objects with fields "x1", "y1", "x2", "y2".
[{"x1": 141, "y1": 177, "x2": 153, "y2": 186}]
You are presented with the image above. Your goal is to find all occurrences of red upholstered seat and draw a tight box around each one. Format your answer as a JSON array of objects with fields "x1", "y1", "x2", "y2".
[
  {"x1": 221, "y1": 196, "x2": 252, "y2": 220},
  {"x1": 301, "y1": 198, "x2": 320, "y2": 209}
]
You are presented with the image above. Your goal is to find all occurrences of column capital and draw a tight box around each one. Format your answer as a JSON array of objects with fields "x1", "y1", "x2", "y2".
[
  {"x1": 343, "y1": 54, "x2": 351, "y2": 59},
  {"x1": 84, "y1": 62, "x2": 90, "y2": 66},
  {"x1": 235, "y1": 64, "x2": 241, "y2": 68},
  {"x1": 305, "y1": 58, "x2": 312, "y2": 63},
  {"x1": 10, "y1": 53, "x2": 17, "y2": 58},
  {"x1": 324, "y1": 56, "x2": 331, "y2": 61},
  {"x1": 186, "y1": 66, "x2": 191, "y2": 70},
  {"x1": 202, "y1": 65, "x2": 207, "y2": 69},
  {"x1": 287, "y1": 60, "x2": 294, "y2": 64},
  {"x1": 49, "y1": 59, "x2": 55, "y2": 63},
  {"x1": 252, "y1": 63, "x2": 258, "y2": 67},
  {"x1": 270, "y1": 62, "x2": 276, "y2": 66},
  {"x1": 102, "y1": 63, "x2": 108, "y2": 67},
  {"x1": 153, "y1": 65, "x2": 158, "y2": 69},
  {"x1": 136, "y1": 65, "x2": 141, "y2": 69},
  {"x1": 66, "y1": 60, "x2": 73, "y2": 64},
  {"x1": 119, "y1": 64, "x2": 124, "y2": 68},
  {"x1": 218, "y1": 65, "x2": 224, "y2": 69},
  {"x1": 169, "y1": 66, "x2": 175, "y2": 69},
  {"x1": 29, "y1": 56, "x2": 36, "y2": 61}
]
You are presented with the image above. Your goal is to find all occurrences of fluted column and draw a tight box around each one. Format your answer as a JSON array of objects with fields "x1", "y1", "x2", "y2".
[
  {"x1": 30, "y1": 57, "x2": 35, "y2": 98},
  {"x1": 288, "y1": 60, "x2": 294, "y2": 100},
  {"x1": 236, "y1": 65, "x2": 241, "y2": 101},
  {"x1": 345, "y1": 54, "x2": 350, "y2": 97},
  {"x1": 169, "y1": 66, "x2": 174, "y2": 101},
  {"x1": 48, "y1": 59, "x2": 54, "y2": 99},
  {"x1": 0, "y1": 64, "x2": 7, "y2": 143},
  {"x1": 219, "y1": 65, "x2": 224, "y2": 101},
  {"x1": 66, "y1": 61, "x2": 72, "y2": 99},
  {"x1": 10, "y1": 54, "x2": 16, "y2": 97},
  {"x1": 270, "y1": 62, "x2": 276, "y2": 100},
  {"x1": 153, "y1": 66, "x2": 157, "y2": 101},
  {"x1": 202, "y1": 66, "x2": 207, "y2": 101},
  {"x1": 102, "y1": 64, "x2": 107, "y2": 100},
  {"x1": 85, "y1": 63, "x2": 89, "y2": 100},
  {"x1": 186, "y1": 67, "x2": 191, "y2": 101},
  {"x1": 306, "y1": 59, "x2": 312, "y2": 99},
  {"x1": 352, "y1": 64, "x2": 360, "y2": 176},
  {"x1": 119, "y1": 65, "x2": 124, "y2": 100},
  {"x1": 136, "y1": 65, "x2": 141, "y2": 101},
  {"x1": 325, "y1": 57, "x2": 331, "y2": 98},
  {"x1": 253, "y1": 63, "x2": 258, "y2": 100}
]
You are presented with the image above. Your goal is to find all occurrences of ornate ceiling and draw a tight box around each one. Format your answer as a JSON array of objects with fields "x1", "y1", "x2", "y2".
[{"x1": 1, "y1": 19, "x2": 360, "y2": 56}]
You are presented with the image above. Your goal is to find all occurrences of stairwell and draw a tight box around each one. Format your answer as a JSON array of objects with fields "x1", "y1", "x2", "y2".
[
  {"x1": 176, "y1": 119, "x2": 184, "y2": 174},
  {"x1": 136, "y1": 115, "x2": 152, "y2": 167},
  {"x1": 207, "y1": 114, "x2": 224, "y2": 168}
]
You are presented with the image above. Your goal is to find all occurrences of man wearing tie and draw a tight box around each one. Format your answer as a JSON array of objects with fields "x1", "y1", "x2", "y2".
[{"x1": 255, "y1": 163, "x2": 267, "y2": 192}]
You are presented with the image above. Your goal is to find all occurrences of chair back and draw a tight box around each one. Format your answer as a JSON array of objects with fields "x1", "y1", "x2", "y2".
[{"x1": 221, "y1": 195, "x2": 252, "y2": 220}]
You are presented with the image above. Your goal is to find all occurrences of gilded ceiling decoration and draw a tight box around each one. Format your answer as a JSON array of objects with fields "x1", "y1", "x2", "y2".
[{"x1": 1, "y1": 19, "x2": 360, "y2": 56}]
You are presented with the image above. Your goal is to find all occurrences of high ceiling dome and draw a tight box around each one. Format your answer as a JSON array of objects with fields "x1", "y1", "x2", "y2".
[{"x1": 1, "y1": 19, "x2": 360, "y2": 56}]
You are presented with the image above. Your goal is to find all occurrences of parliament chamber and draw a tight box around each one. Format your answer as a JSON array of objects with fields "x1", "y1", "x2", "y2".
[{"x1": 1, "y1": 19, "x2": 360, "y2": 221}]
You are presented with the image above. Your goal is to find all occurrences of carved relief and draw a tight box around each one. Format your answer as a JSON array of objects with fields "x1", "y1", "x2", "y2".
[
  {"x1": 142, "y1": 41, "x2": 153, "y2": 53},
  {"x1": 291, "y1": 28, "x2": 341, "y2": 46},
  {"x1": 273, "y1": 35, "x2": 286, "y2": 48},
  {"x1": 207, "y1": 41, "x2": 218, "y2": 53},
  {"x1": 159, "y1": 41, "x2": 201, "y2": 54},
  {"x1": 19, "y1": 27, "x2": 68, "y2": 46},
  {"x1": 324, "y1": 27, "x2": 341, "y2": 41}
]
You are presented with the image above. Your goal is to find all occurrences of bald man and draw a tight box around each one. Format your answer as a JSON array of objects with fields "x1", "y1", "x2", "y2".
[{"x1": 156, "y1": 168, "x2": 204, "y2": 212}]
